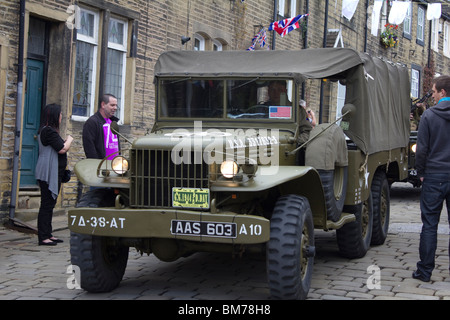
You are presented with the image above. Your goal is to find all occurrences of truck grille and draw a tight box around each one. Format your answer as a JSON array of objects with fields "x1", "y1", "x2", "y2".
[{"x1": 130, "y1": 149, "x2": 209, "y2": 208}]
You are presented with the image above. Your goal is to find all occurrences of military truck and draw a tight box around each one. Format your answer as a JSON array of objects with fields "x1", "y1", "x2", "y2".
[
  {"x1": 407, "y1": 131, "x2": 421, "y2": 187},
  {"x1": 406, "y1": 90, "x2": 432, "y2": 188},
  {"x1": 69, "y1": 48, "x2": 411, "y2": 299}
]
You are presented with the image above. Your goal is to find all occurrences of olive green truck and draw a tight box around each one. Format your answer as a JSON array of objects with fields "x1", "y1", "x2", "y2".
[{"x1": 69, "y1": 48, "x2": 411, "y2": 299}]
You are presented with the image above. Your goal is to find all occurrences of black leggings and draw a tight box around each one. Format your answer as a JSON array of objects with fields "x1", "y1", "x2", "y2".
[{"x1": 37, "y1": 180, "x2": 61, "y2": 242}]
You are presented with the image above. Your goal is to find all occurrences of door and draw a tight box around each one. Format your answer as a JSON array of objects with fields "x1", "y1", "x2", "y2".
[{"x1": 20, "y1": 59, "x2": 44, "y2": 187}]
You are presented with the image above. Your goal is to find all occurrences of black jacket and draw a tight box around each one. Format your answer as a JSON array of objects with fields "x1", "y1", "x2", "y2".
[
  {"x1": 416, "y1": 99, "x2": 450, "y2": 177},
  {"x1": 82, "y1": 111, "x2": 120, "y2": 159},
  {"x1": 40, "y1": 126, "x2": 67, "y2": 176}
]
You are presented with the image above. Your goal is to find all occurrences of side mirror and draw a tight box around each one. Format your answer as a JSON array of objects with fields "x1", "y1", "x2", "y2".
[
  {"x1": 341, "y1": 104, "x2": 356, "y2": 120},
  {"x1": 110, "y1": 121, "x2": 132, "y2": 144},
  {"x1": 111, "y1": 121, "x2": 120, "y2": 135}
]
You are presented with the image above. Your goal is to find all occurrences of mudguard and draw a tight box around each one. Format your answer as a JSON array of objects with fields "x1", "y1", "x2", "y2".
[
  {"x1": 212, "y1": 165, "x2": 328, "y2": 228},
  {"x1": 74, "y1": 159, "x2": 130, "y2": 189}
]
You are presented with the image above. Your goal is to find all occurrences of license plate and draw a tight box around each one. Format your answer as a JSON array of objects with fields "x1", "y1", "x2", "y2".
[
  {"x1": 172, "y1": 188, "x2": 210, "y2": 209},
  {"x1": 171, "y1": 220, "x2": 237, "y2": 238}
]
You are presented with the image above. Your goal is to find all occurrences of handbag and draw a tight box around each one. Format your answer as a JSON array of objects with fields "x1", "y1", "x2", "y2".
[{"x1": 62, "y1": 169, "x2": 71, "y2": 183}]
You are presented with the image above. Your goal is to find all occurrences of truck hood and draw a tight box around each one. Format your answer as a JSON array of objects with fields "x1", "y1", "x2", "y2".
[{"x1": 133, "y1": 127, "x2": 288, "y2": 150}]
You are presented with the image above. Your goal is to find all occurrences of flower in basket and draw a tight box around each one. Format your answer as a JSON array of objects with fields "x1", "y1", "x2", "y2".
[{"x1": 380, "y1": 24, "x2": 399, "y2": 48}]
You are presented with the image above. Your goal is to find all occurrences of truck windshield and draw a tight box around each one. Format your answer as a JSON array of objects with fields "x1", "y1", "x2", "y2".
[{"x1": 159, "y1": 78, "x2": 294, "y2": 120}]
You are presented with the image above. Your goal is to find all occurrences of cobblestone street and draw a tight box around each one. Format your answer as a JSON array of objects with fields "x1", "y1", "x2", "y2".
[{"x1": 1, "y1": 182, "x2": 449, "y2": 300}]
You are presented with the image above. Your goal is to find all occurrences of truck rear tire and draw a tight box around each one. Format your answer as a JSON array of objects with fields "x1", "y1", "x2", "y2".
[
  {"x1": 371, "y1": 170, "x2": 390, "y2": 245},
  {"x1": 267, "y1": 195, "x2": 315, "y2": 300},
  {"x1": 70, "y1": 188, "x2": 128, "y2": 292},
  {"x1": 336, "y1": 194, "x2": 373, "y2": 258}
]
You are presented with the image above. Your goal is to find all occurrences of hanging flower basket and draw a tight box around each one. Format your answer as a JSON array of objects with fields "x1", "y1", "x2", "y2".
[{"x1": 380, "y1": 24, "x2": 399, "y2": 49}]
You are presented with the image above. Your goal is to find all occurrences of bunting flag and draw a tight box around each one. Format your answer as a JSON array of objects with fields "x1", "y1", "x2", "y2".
[
  {"x1": 427, "y1": 3, "x2": 441, "y2": 20},
  {"x1": 342, "y1": 0, "x2": 360, "y2": 20},
  {"x1": 371, "y1": 0, "x2": 383, "y2": 37},
  {"x1": 268, "y1": 13, "x2": 309, "y2": 37},
  {"x1": 247, "y1": 28, "x2": 267, "y2": 51},
  {"x1": 388, "y1": 1, "x2": 410, "y2": 25}
]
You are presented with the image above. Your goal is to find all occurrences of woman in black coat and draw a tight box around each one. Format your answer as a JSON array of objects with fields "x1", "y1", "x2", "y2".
[{"x1": 35, "y1": 104, "x2": 73, "y2": 246}]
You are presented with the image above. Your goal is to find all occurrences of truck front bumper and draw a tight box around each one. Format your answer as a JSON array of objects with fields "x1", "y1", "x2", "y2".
[{"x1": 68, "y1": 208, "x2": 270, "y2": 244}]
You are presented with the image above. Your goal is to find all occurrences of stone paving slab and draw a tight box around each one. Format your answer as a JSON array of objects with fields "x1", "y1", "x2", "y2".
[{"x1": 0, "y1": 182, "x2": 449, "y2": 300}]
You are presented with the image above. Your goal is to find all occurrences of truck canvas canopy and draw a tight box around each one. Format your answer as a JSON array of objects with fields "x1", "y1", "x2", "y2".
[{"x1": 154, "y1": 48, "x2": 411, "y2": 156}]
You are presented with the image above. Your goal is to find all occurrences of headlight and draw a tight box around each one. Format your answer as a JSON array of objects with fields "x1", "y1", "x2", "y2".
[
  {"x1": 112, "y1": 156, "x2": 129, "y2": 175},
  {"x1": 220, "y1": 160, "x2": 239, "y2": 178},
  {"x1": 411, "y1": 143, "x2": 417, "y2": 153}
]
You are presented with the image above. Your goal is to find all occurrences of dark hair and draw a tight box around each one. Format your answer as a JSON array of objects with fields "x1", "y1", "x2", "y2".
[
  {"x1": 100, "y1": 93, "x2": 117, "y2": 108},
  {"x1": 38, "y1": 103, "x2": 61, "y2": 133},
  {"x1": 433, "y1": 75, "x2": 450, "y2": 97}
]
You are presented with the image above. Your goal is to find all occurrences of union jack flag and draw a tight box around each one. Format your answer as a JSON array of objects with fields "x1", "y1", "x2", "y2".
[
  {"x1": 247, "y1": 28, "x2": 267, "y2": 51},
  {"x1": 269, "y1": 13, "x2": 309, "y2": 37}
]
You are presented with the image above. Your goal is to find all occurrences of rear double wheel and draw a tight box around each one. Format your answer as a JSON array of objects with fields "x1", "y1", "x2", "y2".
[
  {"x1": 371, "y1": 170, "x2": 390, "y2": 245},
  {"x1": 267, "y1": 195, "x2": 315, "y2": 300},
  {"x1": 336, "y1": 193, "x2": 373, "y2": 259}
]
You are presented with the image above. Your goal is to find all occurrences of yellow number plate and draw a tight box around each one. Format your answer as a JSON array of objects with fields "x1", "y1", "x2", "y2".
[{"x1": 172, "y1": 188, "x2": 210, "y2": 209}]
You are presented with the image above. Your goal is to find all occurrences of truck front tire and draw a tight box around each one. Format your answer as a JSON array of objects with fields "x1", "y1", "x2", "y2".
[
  {"x1": 70, "y1": 232, "x2": 129, "y2": 293},
  {"x1": 267, "y1": 195, "x2": 315, "y2": 300},
  {"x1": 70, "y1": 188, "x2": 129, "y2": 293}
]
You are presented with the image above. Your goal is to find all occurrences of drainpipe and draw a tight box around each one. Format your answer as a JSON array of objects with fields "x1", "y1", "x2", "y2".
[
  {"x1": 272, "y1": 0, "x2": 278, "y2": 50},
  {"x1": 364, "y1": 0, "x2": 369, "y2": 52},
  {"x1": 9, "y1": 0, "x2": 25, "y2": 221},
  {"x1": 322, "y1": 0, "x2": 329, "y2": 48},
  {"x1": 319, "y1": 0, "x2": 329, "y2": 124},
  {"x1": 304, "y1": 0, "x2": 309, "y2": 49},
  {"x1": 301, "y1": 0, "x2": 309, "y2": 100},
  {"x1": 427, "y1": 20, "x2": 432, "y2": 68}
]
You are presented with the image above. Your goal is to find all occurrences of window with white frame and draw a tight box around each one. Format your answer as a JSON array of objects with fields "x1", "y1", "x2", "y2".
[
  {"x1": 417, "y1": 6, "x2": 425, "y2": 45},
  {"x1": 431, "y1": 19, "x2": 439, "y2": 52},
  {"x1": 194, "y1": 34, "x2": 205, "y2": 51},
  {"x1": 444, "y1": 22, "x2": 450, "y2": 57},
  {"x1": 105, "y1": 17, "x2": 128, "y2": 122},
  {"x1": 403, "y1": 2, "x2": 412, "y2": 38},
  {"x1": 411, "y1": 68, "x2": 420, "y2": 99},
  {"x1": 336, "y1": 82, "x2": 346, "y2": 122},
  {"x1": 212, "y1": 39, "x2": 223, "y2": 51},
  {"x1": 278, "y1": 0, "x2": 298, "y2": 18},
  {"x1": 73, "y1": 7, "x2": 98, "y2": 118},
  {"x1": 72, "y1": 8, "x2": 129, "y2": 123},
  {"x1": 380, "y1": 1, "x2": 388, "y2": 33}
]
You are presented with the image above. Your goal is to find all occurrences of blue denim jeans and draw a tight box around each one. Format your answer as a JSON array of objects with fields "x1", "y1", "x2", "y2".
[{"x1": 416, "y1": 173, "x2": 450, "y2": 278}]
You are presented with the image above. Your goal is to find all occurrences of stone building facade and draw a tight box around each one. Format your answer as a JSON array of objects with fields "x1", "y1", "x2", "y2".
[{"x1": 0, "y1": 0, "x2": 449, "y2": 222}]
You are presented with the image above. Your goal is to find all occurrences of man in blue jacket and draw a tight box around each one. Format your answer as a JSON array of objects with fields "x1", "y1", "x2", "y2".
[{"x1": 413, "y1": 75, "x2": 450, "y2": 282}]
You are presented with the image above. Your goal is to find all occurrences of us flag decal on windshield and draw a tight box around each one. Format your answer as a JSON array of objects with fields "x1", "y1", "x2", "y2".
[{"x1": 269, "y1": 106, "x2": 291, "y2": 119}]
